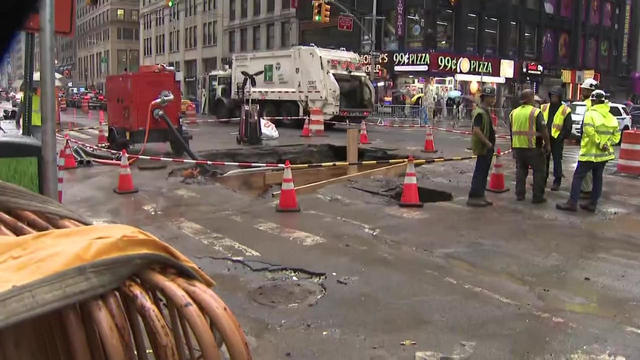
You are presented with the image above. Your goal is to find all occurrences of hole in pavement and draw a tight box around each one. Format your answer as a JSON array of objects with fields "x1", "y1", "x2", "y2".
[{"x1": 350, "y1": 178, "x2": 453, "y2": 204}]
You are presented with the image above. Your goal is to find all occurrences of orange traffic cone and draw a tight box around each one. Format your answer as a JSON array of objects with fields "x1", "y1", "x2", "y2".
[
  {"x1": 113, "y1": 150, "x2": 138, "y2": 194},
  {"x1": 399, "y1": 156, "x2": 423, "y2": 208},
  {"x1": 422, "y1": 126, "x2": 437, "y2": 153},
  {"x1": 97, "y1": 117, "x2": 108, "y2": 146},
  {"x1": 300, "y1": 117, "x2": 311, "y2": 137},
  {"x1": 276, "y1": 160, "x2": 300, "y2": 212},
  {"x1": 359, "y1": 121, "x2": 371, "y2": 144},
  {"x1": 60, "y1": 134, "x2": 77, "y2": 170},
  {"x1": 487, "y1": 148, "x2": 510, "y2": 193},
  {"x1": 99, "y1": 110, "x2": 105, "y2": 123}
]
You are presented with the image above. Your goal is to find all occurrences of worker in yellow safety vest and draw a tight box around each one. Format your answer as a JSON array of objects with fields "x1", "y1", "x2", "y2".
[
  {"x1": 578, "y1": 78, "x2": 599, "y2": 196},
  {"x1": 510, "y1": 89, "x2": 552, "y2": 204},
  {"x1": 20, "y1": 86, "x2": 42, "y2": 140},
  {"x1": 541, "y1": 86, "x2": 573, "y2": 191},
  {"x1": 557, "y1": 90, "x2": 620, "y2": 212}
]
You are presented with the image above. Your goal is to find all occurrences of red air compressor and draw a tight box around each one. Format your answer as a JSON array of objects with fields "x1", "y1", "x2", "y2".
[{"x1": 105, "y1": 65, "x2": 191, "y2": 155}]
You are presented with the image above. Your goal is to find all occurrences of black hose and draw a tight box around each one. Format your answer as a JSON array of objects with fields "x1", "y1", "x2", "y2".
[
  {"x1": 75, "y1": 145, "x2": 120, "y2": 161},
  {"x1": 155, "y1": 110, "x2": 199, "y2": 160}
]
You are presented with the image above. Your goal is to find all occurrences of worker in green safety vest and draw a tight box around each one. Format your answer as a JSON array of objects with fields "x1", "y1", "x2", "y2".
[
  {"x1": 19, "y1": 86, "x2": 42, "y2": 141},
  {"x1": 510, "y1": 89, "x2": 552, "y2": 204},
  {"x1": 541, "y1": 86, "x2": 572, "y2": 191},
  {"x1": 579, "y1": 78, "x2": 599, "y2": 196},
  {"x1": 467, "y1": 85, "x2": 497, "y2": 207},
  {"x1": 557, "y1": 90, "x2": 620, "y2": 212}
]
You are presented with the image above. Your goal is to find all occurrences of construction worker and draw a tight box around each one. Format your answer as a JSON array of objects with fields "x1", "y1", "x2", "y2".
[
  {"x1": 510, "y1": 89, "x2": 552, "y2": 203},
  {"x1": 556, "y1": 90, "x2": 620, "y2": 212},
  {"x1": 541, "y1": 86, "x2": 572, "y2": 191},
  {"x1": 19, "y1": 85, "x2": 42, "y2": 140},
  {"x1": 467, "y1": 85, "x2": 497, "y2": 207},
  {"x1": 579, "y1": 78, "x2": 599, "y2": 197}
]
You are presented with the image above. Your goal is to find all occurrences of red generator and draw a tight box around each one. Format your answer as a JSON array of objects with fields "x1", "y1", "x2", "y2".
[{"x1": 106, "y1": 65, "x2": 191, "y2": 155}]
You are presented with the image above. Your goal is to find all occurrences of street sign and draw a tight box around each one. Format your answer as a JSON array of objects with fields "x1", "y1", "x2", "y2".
[
  {"x1": 338, "y1": 16, "x2": 353, "y2": 32},
  {"x1": 23, "y1": 0, "x2": 75, "y2": 36}
]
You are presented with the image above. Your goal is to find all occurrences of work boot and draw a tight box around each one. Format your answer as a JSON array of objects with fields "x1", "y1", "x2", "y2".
[
  {"x1": 516, "y1": 196, "x2": 525, "y2": 201},
  {"x1": 579, "y1": 203, "x2": 597, "y2": 213},
  {"x1": 556, "y1": 201, "x2": 577, "y2": 212},
  {"x1": 532, "y1": 198, "x2": 547, "y2": 204},
  {"x1": 467, "y1": 197, "x2": 489, "y2": 207},
  {"x1": 482, "y1": 198, "x2": 493, "y2": 206},
  {"x1": 550, "y1": 183, "x2": 561, "y2": 191}
]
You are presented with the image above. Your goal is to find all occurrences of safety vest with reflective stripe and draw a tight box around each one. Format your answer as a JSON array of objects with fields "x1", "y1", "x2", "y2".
[
  {"x1": 32, "y1": 94, "x2": 41, "y2": 126},
  {"x1": 510, "y1": 105, "x2": 541, "y2": 149},
  {"x1": 579, "y1": 103, "x2": 620, "y2": 162},
  {"x1": 541, "y1": 103, "x2": 570, "y2": 139}
]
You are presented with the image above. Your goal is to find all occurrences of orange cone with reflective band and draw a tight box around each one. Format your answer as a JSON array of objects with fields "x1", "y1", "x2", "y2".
[
  {"x1": 300, "y1": 117, "x2": 311, "y2": 137},
  {"x1": 276, "y1": 160, "x2": 300, "y2": 212},
  {"x1": 97, "y1": 114, "x2": 108, "y2": 146},
  {"x1": 422, "y1": 126, "x2": 437, "y2": 153},
  {"x1": 359, "y1": 121, "x2": 371, "y2": 144},
  {"x1": 57, "y1": 154, "x2": 64, "y2": 203},
  {"x1": 399, "y1": 156, "x2": 423, "y2": 208},
  {"x1": 113, "y1": 150, "x2": 138, "y2": 194},
  {"x1": 487, "y1": 148, "x2": 509, "y2": 193},
  {"x1": 60, "y1": 134, "x2": 77, "y2": 170}
]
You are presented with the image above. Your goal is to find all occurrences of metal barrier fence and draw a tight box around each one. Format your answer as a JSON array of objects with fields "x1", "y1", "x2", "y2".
[
  {"x1": 371, "y1": 105, "x2": 513, "y2": 129},
  {"x1": 370, "y1": 105, "x2": 422, "y2": 125}
]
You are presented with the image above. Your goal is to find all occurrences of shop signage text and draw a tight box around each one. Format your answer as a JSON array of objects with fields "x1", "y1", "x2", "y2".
[
  {"x1": 431, "y1": 53, "x2": 498, "y2": 76},
  {"x1": 522, "y1": 62, "x2": 544, "y2": 75},
  {"x1": 359, "y1": 53, "x2": 389, "y2": 74},
  {"x1": 396, "y1": 0, "x2": 405, "y2": 37}
]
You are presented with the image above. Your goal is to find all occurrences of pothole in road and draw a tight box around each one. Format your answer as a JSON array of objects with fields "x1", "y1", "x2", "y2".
[
  {"x1": 250, "y1": 280, "x2": 325, "y2": 308},
  {"x1": 350, "y1": 177, "x2": 453, "y2": 204}
]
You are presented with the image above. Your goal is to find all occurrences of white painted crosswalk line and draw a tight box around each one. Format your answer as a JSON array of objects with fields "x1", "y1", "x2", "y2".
[
  {"x1": 253, "y1": 222, "x2": 326, "y2": 246},
  {"x1": 173, "y1": 218, "x2": 261, "y2": 257}
]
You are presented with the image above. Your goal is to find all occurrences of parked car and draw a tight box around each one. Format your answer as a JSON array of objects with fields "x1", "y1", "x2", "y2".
[
  {"x1": 629, "y1": 105, "x2": 640, "y2": 127},
  {"x1": 570, "y1": 102, "x2": 632, "y2": 143},
  {"x1": 88, "y1": 92, "x2": 104, "y2": 110}
]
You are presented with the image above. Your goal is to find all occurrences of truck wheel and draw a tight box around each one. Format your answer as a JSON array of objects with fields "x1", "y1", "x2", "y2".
[
  {"x1": 280, "y1": 102, "x2": 301, "y2": 128},
  {"x1": 261, "y1": 103, "x2": 279, "y2": 125},
  {"x1": 213, "y1": 99, "x2": 231, "y2": 121}
]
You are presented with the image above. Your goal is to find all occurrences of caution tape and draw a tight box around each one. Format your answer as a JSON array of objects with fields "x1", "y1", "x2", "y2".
[
  {"x1": 58, "y1": 125, "x2": 104, "y2": 132},
  {"x1": 59, "y1": 133, "x2": 512, "y2": 170}
]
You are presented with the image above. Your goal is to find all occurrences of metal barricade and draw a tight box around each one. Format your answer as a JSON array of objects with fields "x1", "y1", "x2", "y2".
[{"x1": 371, "y1": 104, "x2": 422, "y2": 126}]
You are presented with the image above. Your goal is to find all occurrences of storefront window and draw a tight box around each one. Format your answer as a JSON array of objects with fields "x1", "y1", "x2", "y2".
[
  {"x1": 436, "y1": 3, "x2": 454, "y2": 51},
  {"x1": 544, "y1": 0, "x2": 558, "y2": 14},
  {"x1": 585, "y1": 37, "x2": 597, "y2": 68},
  {"x1": 524, "y1": 24, "x2": 537, "y2": 59},
  {"x1": 465, "y1": 13, "x2": 478, "y2": 53},
  {"x1": 558, "y1": 32, "x2": 570, "y2": 64},
  {"x1": 507, "y1": 21, "x2": 518, "y2": 57},
  {"x1": 602, "y1": 1, "x2": 613, "y2": 26},
  {"x1": 483, "y1": 16, "x2": 498, "y2": 56},
  {"x1": 383, "y1": 9, "x2": 399, "y2": 51},
  {"x1": 590, "y1": 0, "x2": 601, "y2": 24},
  {"x1": 599, "y1": 39, "x2": 609, "y2": 70},
  {"x1": 542, "y1": 29, "x2": 556, "y2": 63},
  {"x1": 560, "y1": 0, "x2": 573, "y2": 17},
  {"x1": 406, "y1": 7, "x2": 424, "y2": 50}
]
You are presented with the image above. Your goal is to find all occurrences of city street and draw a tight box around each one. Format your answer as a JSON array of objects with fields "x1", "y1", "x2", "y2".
[{"x1": 56, "y1": 107, "x2": 640, "y2": 359}]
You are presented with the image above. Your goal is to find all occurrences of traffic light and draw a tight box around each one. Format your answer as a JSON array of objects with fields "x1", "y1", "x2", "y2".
[
  {"x1": 312, "y1": 0, "x2": 323, "y2": 23},
  {"x1": 166, "y1": 0, "x2": 175, "y2": 7},
  {"x1": 321, "y1": 2, "x2": 331, "y2": 23},
  {"x1": 86, "y1": 0, "x2": 98, "y2": 5}
]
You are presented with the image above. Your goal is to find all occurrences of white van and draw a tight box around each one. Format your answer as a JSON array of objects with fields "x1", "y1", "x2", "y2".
[{"x1": 570, "y1": 102, "x2": 631, "y2": 141}]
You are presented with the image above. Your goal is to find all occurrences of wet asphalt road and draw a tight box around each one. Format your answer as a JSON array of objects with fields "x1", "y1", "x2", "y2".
[{"x1": 56, "y1": 107, "x2": 640, "y2": 359}]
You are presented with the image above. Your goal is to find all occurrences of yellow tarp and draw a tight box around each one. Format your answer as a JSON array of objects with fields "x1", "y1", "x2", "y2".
[{"x1": 0, "y1": 224, "x2": 213, "y2": 293}]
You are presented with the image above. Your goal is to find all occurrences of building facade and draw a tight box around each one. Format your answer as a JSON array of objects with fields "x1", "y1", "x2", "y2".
[
  {"x1": 298, "y1": 0, "x2": 640, "y2": 102},
  {"x1": 76, "y1": 0, "x2": 140, "y2": 91},
  {"x1": 139, "y1": 0, "x2": 298, "y2": 101}
]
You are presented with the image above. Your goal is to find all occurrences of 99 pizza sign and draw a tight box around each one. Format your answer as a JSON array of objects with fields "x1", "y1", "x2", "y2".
[{"x1": 431, "y1": 53, "x2": 499, "y2": 76}]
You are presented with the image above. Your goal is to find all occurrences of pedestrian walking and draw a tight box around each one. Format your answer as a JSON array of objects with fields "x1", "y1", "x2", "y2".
[
  {"x1": 467, "y1": 86, "x2": 497, "y2": 207},
  {"x1": 578, "y1": 78, "x2": 599, "y2": 197},
  {"x1": 510, "y1": 90, "x2": 552, "y2": 203},
  {"x1": 556, "y1": 90, "x2": 620, "y2": 212},
  {"x1": 541, "y1": 86, "x2": 573, "y2": 191}
]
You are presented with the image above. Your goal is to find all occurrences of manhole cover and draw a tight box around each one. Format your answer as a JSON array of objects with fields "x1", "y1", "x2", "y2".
[{"x1": 249, "y1": 280, "x2": 325, "y2": 308}]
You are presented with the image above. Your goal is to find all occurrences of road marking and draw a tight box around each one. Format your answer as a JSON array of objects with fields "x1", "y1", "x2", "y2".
[
  {"x1": 305, "y1": 210, "x2": 380, "y2": 236},
  {"x1": 173, "y1": 218, "x2": 261, "y2": 257},
  {"x1": 384, "y1": 207, "x2": 428, "y2": 219},
  {"x1": 174, "y1": 188, "x2": 198, "y2": 199},
  {"x1": 253, "y1": 222, "x2": 326, "y2": 246}
]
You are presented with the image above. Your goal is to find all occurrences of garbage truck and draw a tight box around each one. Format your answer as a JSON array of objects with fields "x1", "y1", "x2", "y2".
[{"x1": 207, "y1": 46, "x2": 374, "y2": 126}]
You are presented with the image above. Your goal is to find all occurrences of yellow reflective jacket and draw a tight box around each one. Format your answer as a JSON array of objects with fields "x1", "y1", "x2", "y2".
[
  {"x1": 579, "y1": 103, "x2": 620, "y2": 162},
  {"x1": 510, "y1": 104, "x2": 541, "y2": 148},
  {"x1": 541, "y1": 103, "x2": 570, "y2": 139}
]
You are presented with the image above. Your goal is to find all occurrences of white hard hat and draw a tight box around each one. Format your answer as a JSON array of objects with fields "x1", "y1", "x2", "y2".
[
  {"x1": 590, "y1": 89, "x2": 606, "y2": 101},
  {"x1": 581, "y1": 78, "x2": 599, "y2": 90}
]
